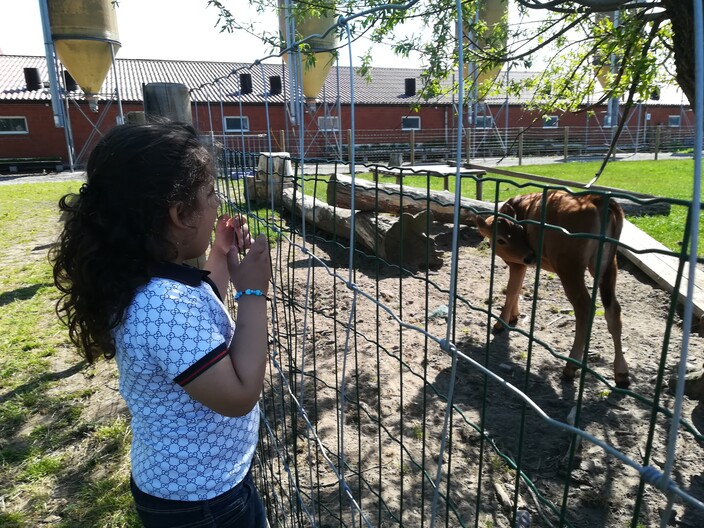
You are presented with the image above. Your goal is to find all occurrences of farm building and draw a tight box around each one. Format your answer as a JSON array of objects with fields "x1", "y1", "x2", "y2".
[{"x1": 0, "y1": 53, "x2": 694, "y2": 172}]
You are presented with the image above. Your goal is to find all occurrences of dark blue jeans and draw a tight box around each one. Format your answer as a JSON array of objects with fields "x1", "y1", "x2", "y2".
[{"x1": 130, "y1": 471, "x2": 267, "y2": 527}]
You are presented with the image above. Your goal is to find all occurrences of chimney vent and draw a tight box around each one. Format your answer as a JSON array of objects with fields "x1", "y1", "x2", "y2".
[
  {"x1": 239, "y1": 73, "x2": 252, "y2": 95},
  {"x1": 404, "y1": 78, "x2": 416, "y2": 97},
  {"x1": 24, "y1": 67, "x2": 42, "y2": 91},
  {"x1": 269, "y1": 75, "x2": 282, "y2": 96},
  {"x1": 63, "y1": 70, "x2": 78, "y2": 92}
]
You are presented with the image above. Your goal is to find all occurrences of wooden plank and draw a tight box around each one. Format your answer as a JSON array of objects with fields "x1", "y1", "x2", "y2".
[
  {"x1": 619, "y1": 219, "x2": 704, "y2": 321},
  {"x1": 375, "y1": 164, "x2": 485, "y2": 178}
]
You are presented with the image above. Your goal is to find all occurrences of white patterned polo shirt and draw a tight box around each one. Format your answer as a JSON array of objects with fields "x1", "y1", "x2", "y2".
[{"x1": 113, "y1": 262, "x2": 260, "y2": 501}]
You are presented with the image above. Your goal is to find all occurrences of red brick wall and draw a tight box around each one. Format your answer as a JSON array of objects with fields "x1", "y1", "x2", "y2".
[{"x1": 0, "y1": 100, "x2": 693, "y2": 164}]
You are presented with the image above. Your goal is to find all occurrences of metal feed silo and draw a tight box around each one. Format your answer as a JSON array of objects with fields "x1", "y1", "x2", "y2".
[
  {"x1": 593, "y1": 11, "x2": 614, "y2": 89},
  {"x1": 464, "y1": 0, "x2": 508, "y2": 100},
  {"x1": 47, "y1": 0, "x2": 121, "y2": 111},
  {"x1": 279, "y1": 1, "x2": 338, "y2": 105}
]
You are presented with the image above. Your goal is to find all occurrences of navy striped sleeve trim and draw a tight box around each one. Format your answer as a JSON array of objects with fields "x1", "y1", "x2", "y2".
[{"x1": 174, "y1": 343, "x2": 229, "y2": 386}]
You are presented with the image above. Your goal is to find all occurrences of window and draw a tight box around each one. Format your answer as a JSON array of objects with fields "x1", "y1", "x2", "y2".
[
  {"x1": 0, "y1": 117, "x2": 28, "y2": 134},
  {"x1": 668, "y1": 115, "x2": 681, "y2": 128},
  {"x1": 224, "y1": 116, "x2": 250, "y2": 132},
  {"x1": 401, "y1": 116, "x2": 421, "y2": 130},
  {"x1": 542, "y1": 115, "x2": 559, "y2": 128},
  {"x1": 603, "y1": 114, "x2": 613, "y2": 128},
  {"x1": 474, "y1": 116, "x2": 494, "y2": 129},
  {"x1": 317, "y1": 116, "x2": 340, "y2": 131}
]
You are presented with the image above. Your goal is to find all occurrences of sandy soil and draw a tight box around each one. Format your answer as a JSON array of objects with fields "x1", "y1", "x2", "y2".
[{"x1": 265, "y1": 220, "x2": 704, "y2": 528}]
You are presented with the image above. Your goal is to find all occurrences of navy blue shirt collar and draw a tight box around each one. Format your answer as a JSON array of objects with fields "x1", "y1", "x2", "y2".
[
  {"x1": 148, "y1": 261, "x2": 210, "y2": 286},
  {"x1": 148, "y1": 261, "x2": 222, "y2": 300}
]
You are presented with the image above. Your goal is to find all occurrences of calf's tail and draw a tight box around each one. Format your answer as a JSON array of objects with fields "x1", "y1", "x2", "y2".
[{"x1": 596, "y1": 197, "x2": 624, "y2": 307}]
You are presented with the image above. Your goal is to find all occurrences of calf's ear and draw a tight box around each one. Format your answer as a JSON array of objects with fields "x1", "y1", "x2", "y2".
[
  {"x1": 475, "y1": 214, "x2": 490, "y2": 237},
  {"x1": 499, "y1": 202, "x2": 516, "y2": 219}
]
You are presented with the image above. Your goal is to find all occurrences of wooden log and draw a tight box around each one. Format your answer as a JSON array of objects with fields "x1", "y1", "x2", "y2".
[
  {"x1": 327, "y1": 174, "x2": 493, "y2": 224},
  {"x1": 282, "y1": 188, "x2": 443, "y2": 271},
  {"x1": 245, "y1": 152, "x2": 294, "y2": 206},
  {"x1": 327, "y1": 175, "x2": 670, "y2": 223},
  {"x1": 614, "y1": 198, "x2": 671, "y2": 217}
]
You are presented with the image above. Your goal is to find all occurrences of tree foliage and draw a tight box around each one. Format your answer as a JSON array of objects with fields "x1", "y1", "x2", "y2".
[{"x1": 213, "y1": 1, "x2": 697, "y2": 112}]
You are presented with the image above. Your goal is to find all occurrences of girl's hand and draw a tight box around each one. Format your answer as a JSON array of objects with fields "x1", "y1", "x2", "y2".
[
  {"x1": 231, "y1": 215, "x2": 254, "y2": 252},
  {"x1": 227, "y1": 234, "x2": 271, "y2": 294},
  {"x1": 213, "y1": 215, "x2": 253, "y2": 256},
  {"x1": 213, "y1": 214, "x2": 234, "y2": 256}
]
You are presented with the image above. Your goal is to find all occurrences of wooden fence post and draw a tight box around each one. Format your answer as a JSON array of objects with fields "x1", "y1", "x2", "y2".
[
  {"x1": 410, "y1": 129, "x2": 415, "y2": 165},
  {"x1": 654, "y1": 125, "x2": 661, "y2": 160},
  {"x1": 518, "y1": 127, "x2": 524, "y2": 166},
  {"x1": 563, "y1": 126, "x2": 569, "y2": 162},
  {"x1": 348, "y1": 129, "x2": 353, "y2": 162},
  {"x1": 465, "y1": 127, "x2": 472, "y2": 164},
  {"x1": 279, "y1": 130, "x2": 285, "y2": 153}
]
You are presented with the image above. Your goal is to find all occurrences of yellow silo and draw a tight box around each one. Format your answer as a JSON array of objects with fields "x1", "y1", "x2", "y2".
[
  {"x1": 48, "y1": 0, "x2": 121, "y2": 111},
  {"x1": 279, "y1": 1, "x2": 338, "y2": 105},
  {"x1": 593, "y1": 12, "x2": 614, "y2": 89},
  {"x1": 464, "y1": 0, "x2": 508, "y2": 100}
]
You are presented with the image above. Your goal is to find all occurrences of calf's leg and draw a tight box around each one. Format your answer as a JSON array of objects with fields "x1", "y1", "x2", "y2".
[
  {"x1": 600, "y1": 260, "x2": 629, "y2": 388},
  {"x1": 557, "y1": 267, "x2": 592, "y2": 381},
  {"x1": 494, "y1": 262, "x2": 527, "y2": 332}
]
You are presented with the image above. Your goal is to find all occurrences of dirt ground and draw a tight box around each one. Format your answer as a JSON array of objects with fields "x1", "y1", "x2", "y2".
[
  {"x1": 8, "y1": 171, "x2": 703, "y2": 527},
  {"x1": 266, "y1": 220, "x2": 704, "y2": 528}
]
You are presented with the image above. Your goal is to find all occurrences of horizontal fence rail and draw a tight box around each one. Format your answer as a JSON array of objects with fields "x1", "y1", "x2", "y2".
[{"x1": 204, "y1": 125, "x2": 697, "y2": 167}]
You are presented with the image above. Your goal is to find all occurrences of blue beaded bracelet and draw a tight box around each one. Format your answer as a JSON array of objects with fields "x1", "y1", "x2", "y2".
[{"x1": 234, "y1": 288, "x2": 266, "y2": 301}]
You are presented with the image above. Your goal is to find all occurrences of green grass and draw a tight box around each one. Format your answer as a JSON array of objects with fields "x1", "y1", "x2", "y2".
[
  {"x1": 297, "y1": 159, "x2": 702, "y2": 255},
  {"x1": 0, "y1": 181, "x2": 139, "y2": 528},
  {"x1": 503, "y1": 159, "x2": 702, "y2": 255}
]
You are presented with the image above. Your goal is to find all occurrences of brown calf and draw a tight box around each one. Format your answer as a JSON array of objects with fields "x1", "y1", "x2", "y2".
[{"x1": 475, "y1": 191, "x2": 629, "y2": 388}]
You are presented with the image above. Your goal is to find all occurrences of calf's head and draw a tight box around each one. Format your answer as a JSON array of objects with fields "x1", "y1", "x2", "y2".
[{"x1": 475, "y1": 202, "x2": 536, "y2": 265}]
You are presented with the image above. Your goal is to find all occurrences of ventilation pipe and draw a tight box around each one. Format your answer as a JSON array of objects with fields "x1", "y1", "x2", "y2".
[
  {"x1": 24, "y1": 68, "x2": 42, "y2": 91},
  {"x1": 269, "y1": 75, "x2": 282, "y2": 96},
  {"x1": 63, "y1": 70, "x2": 78, "y2": 91},
  {"x1": 143, "y1": 83, "x2": 193, "y2": 125},
  {"x1": 239, "y1": 73, "x2": 252, "y2": 95},
  {"x1": 404, "y1": 78, "x2": 416, "y2": 97}
]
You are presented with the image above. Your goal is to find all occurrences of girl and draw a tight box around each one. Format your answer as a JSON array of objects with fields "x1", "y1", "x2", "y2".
[{"x1": 51, "y1": 122, "x2": 271, "y2": 527}]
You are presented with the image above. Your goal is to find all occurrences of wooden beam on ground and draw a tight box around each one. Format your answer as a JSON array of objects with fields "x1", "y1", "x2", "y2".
[
  {"x1": 619, "y1": 219, "x2": 704, "y2": 333},
  {"x1": 282, "y1": 188, "x2": 443, "y2": 271},
  {"x1": 327, "y1": 174, "x2": 493, "y2": 225},
  {"x1": 372, "y1": 164, "x2": 485, "y2": 192}
]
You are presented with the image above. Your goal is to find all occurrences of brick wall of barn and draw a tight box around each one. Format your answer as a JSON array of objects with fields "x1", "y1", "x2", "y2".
[{"x1": 0, "y1": 99, "x2": 695, "y2": 168}]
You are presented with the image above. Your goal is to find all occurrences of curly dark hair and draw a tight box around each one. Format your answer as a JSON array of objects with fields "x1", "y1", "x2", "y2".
[{"x1": 50, "y1": 122, "x2": 215, "y2": 363}]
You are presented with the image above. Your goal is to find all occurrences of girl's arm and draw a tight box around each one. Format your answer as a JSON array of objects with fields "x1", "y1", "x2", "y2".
[{"x1": 183, "y1": 234, "x2": 271, "y2": 417}]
